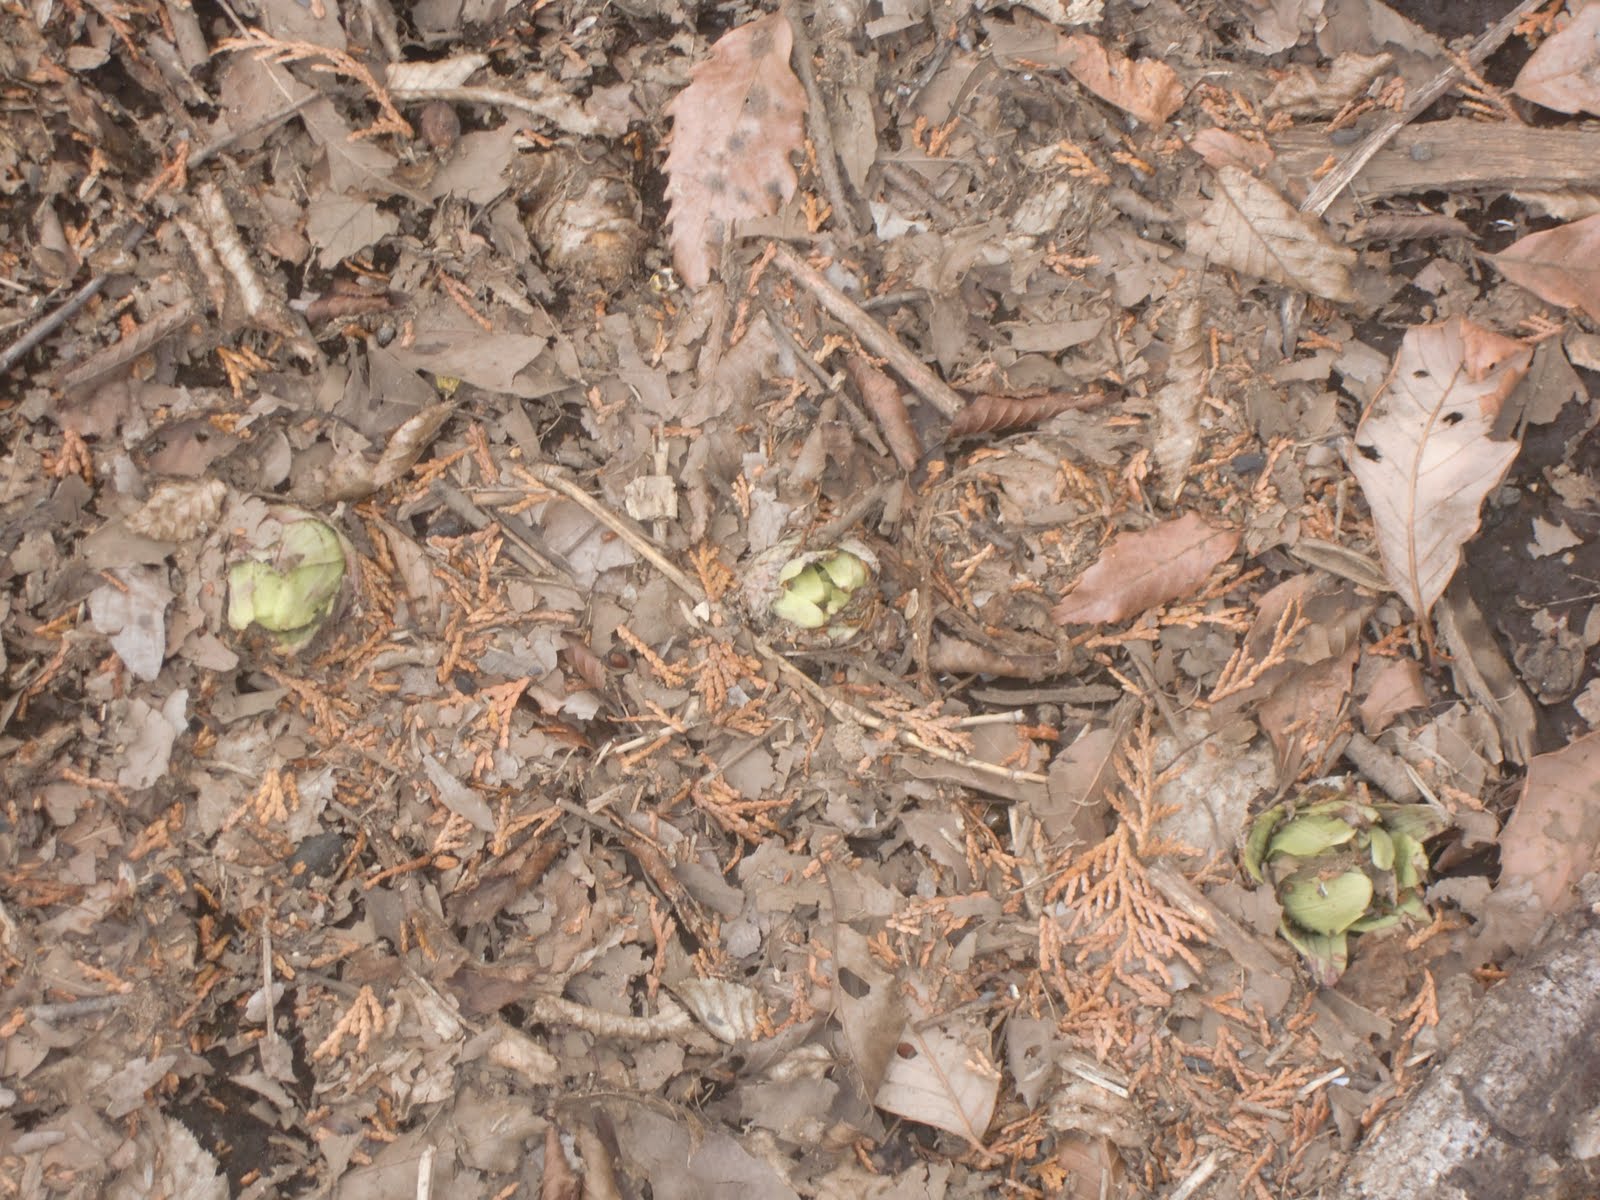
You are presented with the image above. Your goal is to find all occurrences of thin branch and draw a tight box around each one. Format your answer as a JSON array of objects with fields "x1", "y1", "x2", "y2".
[
  {"x1": 1298, "y1": 0, "x2": 1547, "y2": 216},
  {"x1": 769, "y1": 243, "x2": 966, "y2": 419}
]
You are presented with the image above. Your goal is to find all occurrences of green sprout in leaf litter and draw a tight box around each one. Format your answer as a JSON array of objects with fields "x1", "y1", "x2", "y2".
[
  {"x1": 772, "y1": 549, "x2": 872, "y2": 635},
  {"x1": 227, "y1": 517, "x2": 348, "y2": 650},
  {"x1": 1243, "y1": 779, "x2": 1448, "y2": 986}
]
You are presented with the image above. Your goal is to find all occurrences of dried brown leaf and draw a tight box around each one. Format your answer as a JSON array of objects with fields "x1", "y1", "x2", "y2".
[
  {"x1": 664, "y1": 13, "x2": 806, "y2": 287},
  {"x1": 947, "y1": 390, "x2": 1111, "y2": 439},
  {"x1": 844, "y1": 354, "x2": 921, "y2": 470},
  {"x1": 372, "y1": 401, "x2": 457, "y2": 490},
  {"x1": 541, "y1": 1122, "x2": 583, "y2": 1200},
  {"x1": 1264, "y1": 51, "x2": 1394, "y2": 116},
  {"x1": 1054, "y1": 34, "x2": 1183, "y2": 126},
  {"x1": 1151, "y1": 288, "x2": 1204, "y2": 485},
  {"x1": 873, "y1": 991, "x2": 999, "y2": 1146},
  {"x1": 1493, "y1": 729, "x2": 1600, "y2": 943},
  {"x1": 1345, "y1": 317, "x2": 1532, "y2": 618},
  {"x1": 927, "y1": 635, "x2": 1058, "y2": 679},
  {"x1": 561, "y1": 634, "x2": 610, "y2": 693},
  {"x1": 1187, "y1": 128, "x2": 1275, "y2": 174},
  {"x1": 125, "y1": 478, "x2": 229, "y2": 542},
  {"x1": 1052, "y1": 513, "x2": 1240, "y2": 626},
  {"x1": 1491, "y1": 213, "x2": 1600, "y2": 322},
  {"x1": 1512, "y1": 4, "x2": 1600, "y2": 116},
  {"x1": 1186, "y1": 165, "x2": 1358, "y2": 303}
]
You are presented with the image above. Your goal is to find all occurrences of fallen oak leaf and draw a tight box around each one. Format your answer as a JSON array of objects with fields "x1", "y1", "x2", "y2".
[
  {"x1": 664, "y1": 12, "x2": 807, "y2": 288},
  {"x1": 1345, "y1": 316, "x2": 1531, "y2": 619},
  {"x1": 1490, "y1": 213, "x2": 1600, "y2": 322},
  {"x1": 1052, "y1": 513, "x2": 1240, "y2": 625}
]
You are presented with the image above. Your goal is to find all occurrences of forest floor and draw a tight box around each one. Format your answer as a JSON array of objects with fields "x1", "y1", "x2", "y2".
[{"x1": 3, "y1": 0, "x2": 1600, "y2": 1196}]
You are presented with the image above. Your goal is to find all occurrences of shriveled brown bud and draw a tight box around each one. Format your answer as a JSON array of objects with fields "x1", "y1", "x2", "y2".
[{"x1": 417, "y1": 101, "x2": 460, "y2": 152}]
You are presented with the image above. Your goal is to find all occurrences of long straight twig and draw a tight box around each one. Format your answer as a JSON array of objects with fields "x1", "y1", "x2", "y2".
[
  {"x1": 769, "y1": 243, "x2": 966, "y2": 419},
  {"x1": 1299, "y1": 0, "x2": 1547, "y2": 216}
]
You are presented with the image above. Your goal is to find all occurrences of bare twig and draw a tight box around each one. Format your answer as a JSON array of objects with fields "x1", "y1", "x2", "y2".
[
  {"x1": 1146, "y1": 859, "x2": 1293, "y2": 979},
  {"x1": 769, "y1": 242, "x2": 966, "y2": 419},
  {"x1": 526, "y1": 462, "x2": 704, "y2": 600},
  {"x1": 431, "y1": 480, "x2": 575, "y2": 580},
  {"x1": 0, "y1": 223, "x2": 148, "y2": 376},
  {"x1": 0, "y1": 93, "x2": 316, "y2": 379},
  {"x1": 1167, "y1": 1148, "x2": 1225, "y2": 1200},
  {"x1": 787, "y1": 7, "x2": 860, "y2": 241},
  {"x1": 530, "y1": 993, "x2": 695, "y2": 1040},
  {"x1": 52, "y1": 302, "x2": 197, "y2": 391},
  {"x1": 1298, "y1": 0, "x2": 1547, "y2": 216}
]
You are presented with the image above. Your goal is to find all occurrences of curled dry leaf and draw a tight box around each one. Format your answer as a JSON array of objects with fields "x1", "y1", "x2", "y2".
[
  {"x1": 947, "y1": 390, "x2": 1112, "y2": 439},
  {"x1": 927, "y1": 635, "x2": 1059, "y2": 680},
  {"x1": 312, "y1": 400, "x2": 458, "y2": 503},
  {"x1": 664, "y1": 12, "x2": 806, "y2": 288},
  {"x1": 844, "y1": 353, "x2": 921, "y2": 471},
  {"x1": 1345, "y1": 317, "x2": 1532, "y2": 619},
  {"x1": 385, "y1": 54, "x2": 488, "y2": 94},
  {"x1": 1512, "y1": 3, "x2": 1600, "y2": 117},
  {"x1": 1186, "y1": 166, "x2": 1358, "y2": 303},
  {"x1": 1490, "y1": 213, "x2": 1600, "y2": 322},
  {"x1": 540, "y1": 1122, "x2": 583, "y2": 1200},
  {"x1": 298, "y1": 282, "x2": 400, "y2": 325},
  {"x1": 1264, "y1": 51, "x2": 1394, "y2": 116},
  {"x1": 1052, "y1": 512, "x2": 1240, "y2": 626}
]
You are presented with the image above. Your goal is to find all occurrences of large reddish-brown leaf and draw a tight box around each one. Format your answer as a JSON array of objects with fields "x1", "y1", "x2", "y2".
[
  {"x1": 1054, "y1": 34, "x2": 1183, "y2": 127},
  {"x1": 1052, "y1": 513, "x2": 1239, "y2": 625},
  {"x1": 1512, "y1": 3, "x2": 1600, "y2": 116},
  {"x1": 987, "y1": 18, "x2": 1181, "y2": 127},
  {"x1": 1491, "y1": 213, "x2": 1600, "y2": 322},
  {"x1": 663, "y1": 13, "x2": 806, "y2": 288},
  {"x1": 1345, "y1": 317, "x2": 1531, "y2": 619}
]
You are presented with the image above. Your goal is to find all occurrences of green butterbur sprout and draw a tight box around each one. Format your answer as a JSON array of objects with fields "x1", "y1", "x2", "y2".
[
  {"x1": 820, "y1": 551, "x2": 870, "y2": 593},
  {"x1": 1243, "y1": 781, "x2": 1447, "y2": 986},
  {"x1": 772, "y1": 550, "x2": 872, "y2": 635},
  {"x1": 227, "y1": 518, "x2": 348, "y2": 650}
]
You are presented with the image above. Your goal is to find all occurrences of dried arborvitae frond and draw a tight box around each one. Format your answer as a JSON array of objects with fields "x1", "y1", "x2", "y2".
[
  {"x1": 947, "y1": 390, "x2": 1112, "y2": 439},
  {"x1": 1044, "y1": 711, "x2": 1206, "y2": 986},
  {"x1": 220, "y1": 29, "x2": 412, "y2": 140}
]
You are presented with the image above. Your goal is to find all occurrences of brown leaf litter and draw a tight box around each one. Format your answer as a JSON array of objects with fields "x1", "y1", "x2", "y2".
[{"x1": 3, "y1": 0, "x2": 1600, "y2": 1197}]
